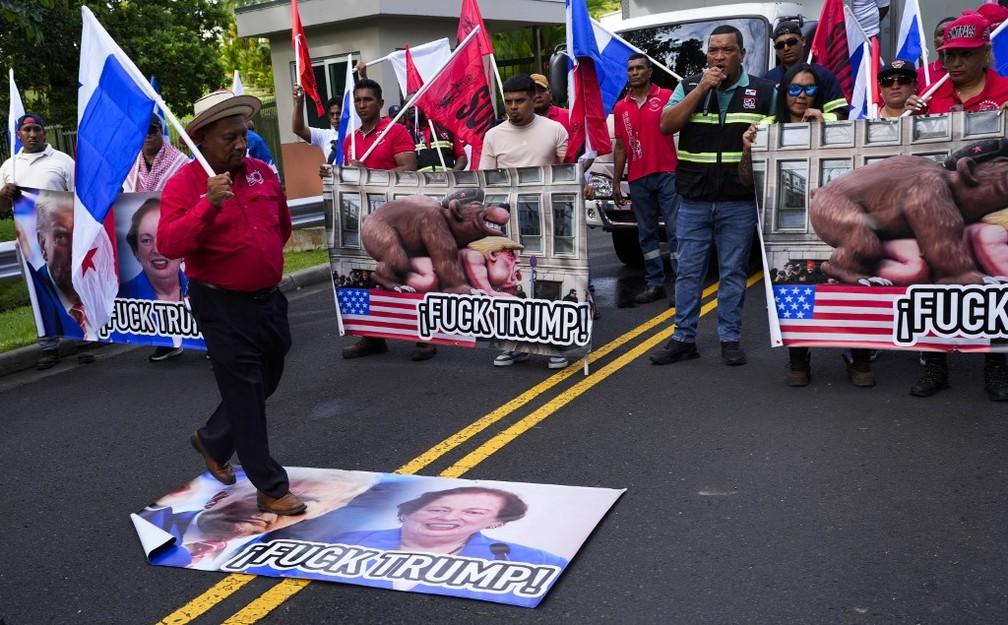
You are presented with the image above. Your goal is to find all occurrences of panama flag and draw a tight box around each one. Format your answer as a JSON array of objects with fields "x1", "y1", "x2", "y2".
[
  {"x1": 8, "y1": 69, "x2": 25, "y2": 158},
  {"x1": 77, "y1": 6, "x2": 159, "y2": 337},
  {"x1": 232, "y1": 69, "x2": 244, "y2": 95},
  {"x1": 844, "y1": 5, "x2": 873, "y2": 119},
  {"x1": 565, "y1": 0, "x2": 614, "y2": 160},
  {"x1": 895, "y1": 0, "x2": 926, "y2": 65},
  {"x1": 992, "y1": 21, "x2": 1008, "y2": 77},
  {"x1": 149, "y1": 75, "x2": 171, "y2": 144},
  {"x1": 335, "y1": 54, "x2": 361, "y2": 165}
]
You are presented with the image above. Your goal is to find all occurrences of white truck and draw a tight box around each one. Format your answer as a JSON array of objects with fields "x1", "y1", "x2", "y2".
[{"x1": 571, "y1": 2, "x2": 822, "y2": 265}]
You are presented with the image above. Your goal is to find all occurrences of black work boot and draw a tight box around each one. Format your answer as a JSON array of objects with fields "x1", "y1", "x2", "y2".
[
  {"x1": 983, "y1": 354, "x2": 1008, "y2": 402},
  {"x1": 910, "y1": 352, "x2": 949, "y2": 397},
  {"x1": 786, "y1": 347, "x2": 810, "y2": 387}
]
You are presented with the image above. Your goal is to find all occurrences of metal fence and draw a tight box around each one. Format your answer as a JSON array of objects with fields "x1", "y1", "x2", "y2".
[{"x1": 0, "y1": 124, "x2": 78, "y2": 163}]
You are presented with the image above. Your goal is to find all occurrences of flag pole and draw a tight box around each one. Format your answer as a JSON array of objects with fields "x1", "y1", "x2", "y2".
[
  {"x1": 900, "y1": 72, "x2": 949, "y2": 116},
  {"x1": 590, "y1": 18, "x2": 683, "y2": 81},
  {"x1": 427, "y1": 118, "x2": 449, "y2": 170},
  {"x1": 8, "y1": 68, "x2": 17, "y2": 185},
  {"x1": 359, "y1": 27, "x2": 481, "y2": 164}
]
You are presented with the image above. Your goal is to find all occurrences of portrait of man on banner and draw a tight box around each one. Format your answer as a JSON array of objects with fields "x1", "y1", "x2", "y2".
[{"x1": 12, "y1": 189, "x2": 88, "y2": 341}]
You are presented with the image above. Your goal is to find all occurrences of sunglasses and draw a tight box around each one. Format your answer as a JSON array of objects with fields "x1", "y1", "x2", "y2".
[
  {"x1": 774, "y1": 37, "x2": 801, "y2": 50},
  {"x1": 879, "y1": 75, "x2": 914, "y2": 87},
  {"x1": 787, "y1": 84, "x2": 818, "y2": 97}
]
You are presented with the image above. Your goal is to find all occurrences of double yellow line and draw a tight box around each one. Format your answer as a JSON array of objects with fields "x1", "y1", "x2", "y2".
[{"x1": 156, "y1": 275, "x2": 759, "y2": 624}]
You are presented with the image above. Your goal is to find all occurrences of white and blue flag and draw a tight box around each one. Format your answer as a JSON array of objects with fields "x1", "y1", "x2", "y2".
[
  {"x1": 335, "y1": 53, "x2": 361, "y2": 165},
  {"x1": 567, "y1": 14, "x2": 635, "y2": 115},
  {"x1": 895, "y1": 0, "x2": 927, "y2": 67},
  {"x1": 76, "y1": 6, "x2": 161, "y2": 336},
  {"x1": 149, "y1": 75, "x2": 171, "y2": 144},
  {"x1": 992, "y1": 22, "x2": 1008, "y2": 77},
  {"x1": 8, "y1": 68, "x2": 25, "y2": 158},
  {"x1": 844, "y1": 5, "x2": 873, "y2": 119}
]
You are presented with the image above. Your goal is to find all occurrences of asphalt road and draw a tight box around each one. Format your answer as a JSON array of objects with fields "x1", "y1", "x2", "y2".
[{"x1": 1, "y1": 229, "x2": 1007, "y2": 625}]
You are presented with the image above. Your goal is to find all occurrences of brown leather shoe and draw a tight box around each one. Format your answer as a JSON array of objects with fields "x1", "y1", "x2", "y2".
[
  {"x1": 342, "y1": 336, "x2": 388, "y2": 359},
  {"x1": 190, "y1": 432, "x2": 236, "y2": 485},
  {"x1": 257, "y1": 491, "x2": 307, "y2": 516}
]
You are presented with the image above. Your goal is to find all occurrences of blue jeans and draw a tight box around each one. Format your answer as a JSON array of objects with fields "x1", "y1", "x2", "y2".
[
  {"x1": 628, "y1": 172, "x2": 679, "y2": 287},
  {"x1": 672, "y1": 198, "x2": 757, "y2": 343}
]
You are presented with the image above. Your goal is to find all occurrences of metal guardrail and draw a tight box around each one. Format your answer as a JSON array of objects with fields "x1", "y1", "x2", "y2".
[{"x1": 0, "y1": 196, "x2": 325, "y2": 281}]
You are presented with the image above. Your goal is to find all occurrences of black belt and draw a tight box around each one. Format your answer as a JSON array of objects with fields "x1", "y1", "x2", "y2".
[{"x1": 191, "y1": 280, "x2": 279, "y2": 302}]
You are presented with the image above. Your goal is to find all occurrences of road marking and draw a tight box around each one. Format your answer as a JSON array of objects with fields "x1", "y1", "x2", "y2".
[
  {"x1": 395, "y1": 280, "x2": 722, "y2": 475},
  {"x1": 440, "y1": 273, "x2": 762, "y2": 477},
  {"x1": 155, "y1": 275, "x2": 754, "y2": 623},
  {"x1": 155, "y1": 574, "x2": 256, "y2": 625},
  {"x1": 219, "y1": 579, "x2": 311, "y2": 625}
]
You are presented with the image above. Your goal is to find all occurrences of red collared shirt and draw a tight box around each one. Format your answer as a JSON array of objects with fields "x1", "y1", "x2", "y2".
[
  {"x1": 158, "y1": 157, "x2": 291, "y2": 292},
  {"x1": 613, "y1": 83, "x2": 678, "y2": 181},
  {"x1": 925, "y1": 68, "x2": 1008, "y2": 113},
  {"x1": 545, "y1": 105, "x2": 571, "y2": 135},
  {"x1": 343, "y1": 117, "x2": 415, "y2": 169}
]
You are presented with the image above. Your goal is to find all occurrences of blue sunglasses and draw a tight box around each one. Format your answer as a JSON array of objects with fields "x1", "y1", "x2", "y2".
[{"x1": 787, "y1": 84, "x2": 819, "y2": 97}]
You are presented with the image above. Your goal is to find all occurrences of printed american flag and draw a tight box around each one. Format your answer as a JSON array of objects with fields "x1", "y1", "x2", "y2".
[
  {"x1": 774, "y1": 284, "x2": 994, "y2": 351},
  {"x1": 337, "y1": 288, "x2": 476, "y2": 347}
]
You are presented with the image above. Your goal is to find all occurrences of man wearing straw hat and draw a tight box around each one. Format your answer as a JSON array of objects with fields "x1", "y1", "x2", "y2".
[{"x1": 158, "y1": 89, "x2": 306, "y2": 516}]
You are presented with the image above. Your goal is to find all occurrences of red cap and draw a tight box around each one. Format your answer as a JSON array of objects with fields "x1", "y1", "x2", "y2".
[
  {"x1": 975, "y1": 4, "x2": 1008, "y2": 28},
  {"x1": 939, "y1": 12, "x2": 991, "y2": 50}
]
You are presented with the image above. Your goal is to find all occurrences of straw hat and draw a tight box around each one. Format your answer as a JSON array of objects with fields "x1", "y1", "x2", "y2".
[{"x1": 186, "y1": 89, "x2": 261, "y2": 136}]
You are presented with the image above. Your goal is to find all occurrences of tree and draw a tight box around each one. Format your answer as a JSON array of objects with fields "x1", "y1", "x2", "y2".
[
  {"x1": 217, "y1": 0, "x2": 274, "y2": 96},
  {"x1": 0, "y1": 1, "x2": 229, "y2": 127}
]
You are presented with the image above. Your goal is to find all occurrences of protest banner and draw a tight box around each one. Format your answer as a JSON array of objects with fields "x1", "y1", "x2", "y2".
[
  {"x1": 13, "y1": 188, "x2": 205, "y2": 349},
  {"x1": 755, "y1": 111, "x2": 1008, "y2": 352},
  {"x1": 325, "y1": 165, "x2": 593, "y2": 359},
  {"x1": 132, "y1": 468, "x2": 623, "y2": 608}
]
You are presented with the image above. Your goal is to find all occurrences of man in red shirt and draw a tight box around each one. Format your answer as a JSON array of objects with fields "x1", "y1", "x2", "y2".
[
  {"x1": 908, "y1": 12, "x2": 1008, "y2": 113},
  {"x1": 916, "y1": 16, "x2": 954, "y2": 92},
  {"x1": 612, "y1": 53, "x2": 680, "y2": 305},
  {"x1": 343, "y1": 79, "x2": 416, "y2": 170},
  {"x1": 531, "y1": 73, "x2": 571, "y2": 135},
  {"x1": 338, "y1": 78, "x2": 435, "y2": 361},
  {"x1": 158, "y1": 90, "x2": 307, "y2": 516}
]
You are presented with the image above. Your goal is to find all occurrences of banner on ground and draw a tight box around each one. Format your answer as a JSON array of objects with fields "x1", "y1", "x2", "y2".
[
  {"x1": 325, "y1": 165, "x2": 593, "y2": 358},
  {"x1": 13, "y1": 188, "x2": 205, "y2": 349},
  {"x1": 132, "y1": 468, "x2": 623, "y2": 608},
  {"x1": 756, "y1": 112, "x2": 1008, "y2": 352}
]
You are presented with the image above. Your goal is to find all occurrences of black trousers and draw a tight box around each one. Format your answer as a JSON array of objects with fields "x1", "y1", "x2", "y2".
[{"x1": 188, "y1": 281, "x2": 292, "y2": 499}]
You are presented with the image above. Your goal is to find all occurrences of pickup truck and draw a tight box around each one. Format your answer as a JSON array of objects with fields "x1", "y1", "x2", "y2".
[{"x1": 565, "y1": 2, "x2": 820, "y2": 266}]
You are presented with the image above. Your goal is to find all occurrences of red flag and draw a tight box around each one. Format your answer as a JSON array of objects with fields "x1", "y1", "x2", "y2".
[
  {"x1": 457, "y1": 0, "x2": 494, "y2": 56},
  {"x1": 404, "y1": 45, "x2": 424, "y2": 93},
  {"x1": 292, "y1": 0, "x2": 325, "y2": 117},
  {"x1": 567, "y1": 59, "x2": 612, "y2": 161},
  {"x1": 415, "y1": 34, "x2": 493, "y2": 164},
  {"x1": 809, "y1": 0, "x2": 853, "y2": 98}
]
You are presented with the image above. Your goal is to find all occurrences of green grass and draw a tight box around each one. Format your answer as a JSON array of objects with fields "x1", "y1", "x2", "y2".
[
  {"x1": 283, "y1": 247, "x2": 328, "y2": 274},
  {"x1": 0, "y1": 218, "x2": 13, "y2": 242},
  {"x1": 0, "y1": 246, "x2": 328, "y2": 354},
  {"x1": 0, "y1": 305, "x2": 37, "y2": 352}
]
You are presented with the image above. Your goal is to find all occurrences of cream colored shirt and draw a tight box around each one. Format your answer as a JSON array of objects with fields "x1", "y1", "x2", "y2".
[
  {"x1": 479, "y1": 115, "x2": 568, "y2": 169},
  {"x1": 0, "y1": 144, "x2": 74, "y2": 191}
]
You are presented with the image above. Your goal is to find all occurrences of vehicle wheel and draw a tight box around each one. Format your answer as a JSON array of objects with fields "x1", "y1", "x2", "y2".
[{"x1": 612, "y1": 229, "x2": 644, "y2": 267}]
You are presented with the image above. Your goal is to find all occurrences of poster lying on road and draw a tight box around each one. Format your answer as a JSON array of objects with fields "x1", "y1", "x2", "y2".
[
  {"x1": 132, "y1": 467, "x2": 624, "y2": 608},
  {"x1": 12, "y1": 188, "x2": 205, "y2": 349},
  {"x1": 756, "y1": 113, "x2": 1008, "y2": 352},
  {"x1": 325, "y1": 166, "x2": 593, "y2": 358}
]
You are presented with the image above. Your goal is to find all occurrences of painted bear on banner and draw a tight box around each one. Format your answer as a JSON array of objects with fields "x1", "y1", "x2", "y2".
[
  {"x1": 810, "y1": 142, "x2": 1008, "y2": 285},
  {"x1": 360, "y1": 188, "x2": 511, "y2": 293}
]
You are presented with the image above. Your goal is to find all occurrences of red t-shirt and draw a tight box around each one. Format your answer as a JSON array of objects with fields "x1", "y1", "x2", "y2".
[
  {"x1": 916, "y1": 60, "x2": 946, "y2": 93},
  {"x1": 545, "y1": 105, "x2": 571, "y2": 135},
  {"x1": 925, "y1": 68, "x2": 1008, "y2": 113},
  {"x1": 613, "y1": 83, "x2": 678, "y2": 181},
  {"x1": 343, "y1": 117, "x2": 414, "y2": 169},
  {"x1": 158, "y1": 157, "x2": 291, "y2": 292}
]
